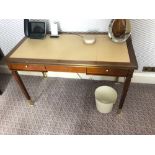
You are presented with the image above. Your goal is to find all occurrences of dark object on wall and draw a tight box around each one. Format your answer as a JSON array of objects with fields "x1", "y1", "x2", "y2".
[
  {"x1": 143, "y1": 66, "x2": 155, "y2": 72},
  {"x1": 24, "y1": 19, "x2": 46, "y2": 39},
  {"x1": 0, "y1": 48, "x2": 4, "y2": 60}
]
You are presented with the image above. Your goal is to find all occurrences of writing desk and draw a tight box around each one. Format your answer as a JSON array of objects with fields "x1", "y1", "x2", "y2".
[{"x1": 6, "y1": 34, "x2": 138, "y2": 113}]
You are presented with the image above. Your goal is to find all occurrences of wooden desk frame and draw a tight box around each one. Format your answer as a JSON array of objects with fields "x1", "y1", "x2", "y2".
[{"x1": 6, "y1": 33, "x2": 138, "y2": 113}]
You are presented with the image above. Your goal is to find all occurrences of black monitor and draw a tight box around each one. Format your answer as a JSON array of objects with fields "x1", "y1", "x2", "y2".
[
  {"x1": 24, "y1": 19, "x2": 46, "y2": 39},
  {"x1": 29, "y1": 22, "x2": 46, "y2": 39}
]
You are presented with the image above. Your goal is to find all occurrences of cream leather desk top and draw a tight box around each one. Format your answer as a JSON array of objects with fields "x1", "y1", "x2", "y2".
[{"x1": 10, "y1": 34, "x2": 130, "y2": 63}]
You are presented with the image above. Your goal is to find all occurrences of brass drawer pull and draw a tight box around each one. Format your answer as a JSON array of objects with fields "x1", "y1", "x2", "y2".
[
  {"x1": 105, "y1": 69, "x2": 109, "y2": 72},
  {"x1": 25, "y1": 65, "x2": 28, "y2": 68}
]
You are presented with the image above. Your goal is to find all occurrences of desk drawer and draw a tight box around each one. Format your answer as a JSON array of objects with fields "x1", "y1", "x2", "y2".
[
  {"x1": 46, "y1": 65, "x2": 86, "y2": 73},
  {"x1": 9, "y1": 64, "x2": 46, "y2": 71},
  {"x1": 86, "y1": 67, "x2": 129, "y2": 76}
]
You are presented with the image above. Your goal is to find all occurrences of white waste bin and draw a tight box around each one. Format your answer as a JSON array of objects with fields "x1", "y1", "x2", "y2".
[{"x1": 95, "y1": 86, "x2": 117, "y2": 113}]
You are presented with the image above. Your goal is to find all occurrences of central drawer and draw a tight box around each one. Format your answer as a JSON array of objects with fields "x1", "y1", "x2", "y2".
[
  {"x1": 86, "y1": 67, "x2": 129, "y2": 76},
  {"x1": 46, "y1": 65, "x2": 86, "y2": 73}
]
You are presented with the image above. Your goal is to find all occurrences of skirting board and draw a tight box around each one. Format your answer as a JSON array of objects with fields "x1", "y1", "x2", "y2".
[{"x1": 0, "y1": 65, "x2": 155, "y2": 84}]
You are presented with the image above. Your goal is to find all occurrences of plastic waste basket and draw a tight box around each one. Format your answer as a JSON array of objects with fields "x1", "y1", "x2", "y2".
[{"x1": 95, "y1": 86, "x2": 117, "y2": 113}]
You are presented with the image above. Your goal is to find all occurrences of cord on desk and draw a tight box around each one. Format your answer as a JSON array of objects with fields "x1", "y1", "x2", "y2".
[{"x1": 62, "y1": 32, "x2": 83, "y2": 38}]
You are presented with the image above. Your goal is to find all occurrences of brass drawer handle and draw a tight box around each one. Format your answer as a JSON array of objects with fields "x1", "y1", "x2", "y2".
[
  {"x1": 25, "y1": 65, "x2": 28, "y2": 68},
  {"x1": 105, "y1": 69, "x2": 109, "y2": 72}
]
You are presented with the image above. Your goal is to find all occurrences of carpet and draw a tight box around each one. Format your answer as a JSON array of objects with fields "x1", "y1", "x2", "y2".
[{"x1": 0, "y1": 73, "x2": 155, "y2": 135}]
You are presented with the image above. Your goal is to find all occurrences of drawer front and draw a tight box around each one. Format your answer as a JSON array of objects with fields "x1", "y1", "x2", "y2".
[
  {"x1": 9, "y1": 64, "x2": 46, "y2": 71},
  {"x1": 46, "y1": 65, "x2": 86, "y2": 73},
  {"x1": 86, "y1": 67, "x2": 129, "y2": 76}
]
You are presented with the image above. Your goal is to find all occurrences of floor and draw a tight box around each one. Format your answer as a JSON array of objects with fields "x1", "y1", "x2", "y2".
[{"x1": 0, "y1": 73, "x2": 155, "y2": 135}]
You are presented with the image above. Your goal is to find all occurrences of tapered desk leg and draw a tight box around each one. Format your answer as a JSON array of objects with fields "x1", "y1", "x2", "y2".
[
  {"x1": 12, "y1": 71, "x2": 33, "y2": 106},
  {"x1": 117, "y1": 73, "x2": 133, "y2": 114}
]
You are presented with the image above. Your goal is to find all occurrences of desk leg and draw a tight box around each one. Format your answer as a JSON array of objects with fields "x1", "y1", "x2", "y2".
[
  {"x1": 0, "y1": 89, "x2": 2, "y2": 95},
  {"x1": 12, "y1": 71, "x2": 33, "y2": 106},
  {"x1": 117, "y1": 73, "x2": 133, "y2": 114}
]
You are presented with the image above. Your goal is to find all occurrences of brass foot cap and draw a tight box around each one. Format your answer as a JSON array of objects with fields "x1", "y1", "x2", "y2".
[
  {"x1": 28, "y1": 100, "x2": 34, "y2": 106},
  {"x1": 117, "y1": 109, "x2": 122, "y2": 114}
]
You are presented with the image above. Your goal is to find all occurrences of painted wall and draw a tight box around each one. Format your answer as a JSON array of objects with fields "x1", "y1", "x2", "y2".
[
  {"x1": 131, "y1": 20, "x2": 155, "y2": 71},
  {"x1": 0, "y1": 19, "x2": 155, "y2": 72},
  {"x1": 0, "y1": 19, "x2": 24, "y2": 55}
]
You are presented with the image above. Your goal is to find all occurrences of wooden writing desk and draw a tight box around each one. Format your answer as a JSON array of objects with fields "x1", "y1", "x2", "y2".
[{"x1": 6, "y1": 34, "x2": 138, "y2": 113}]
